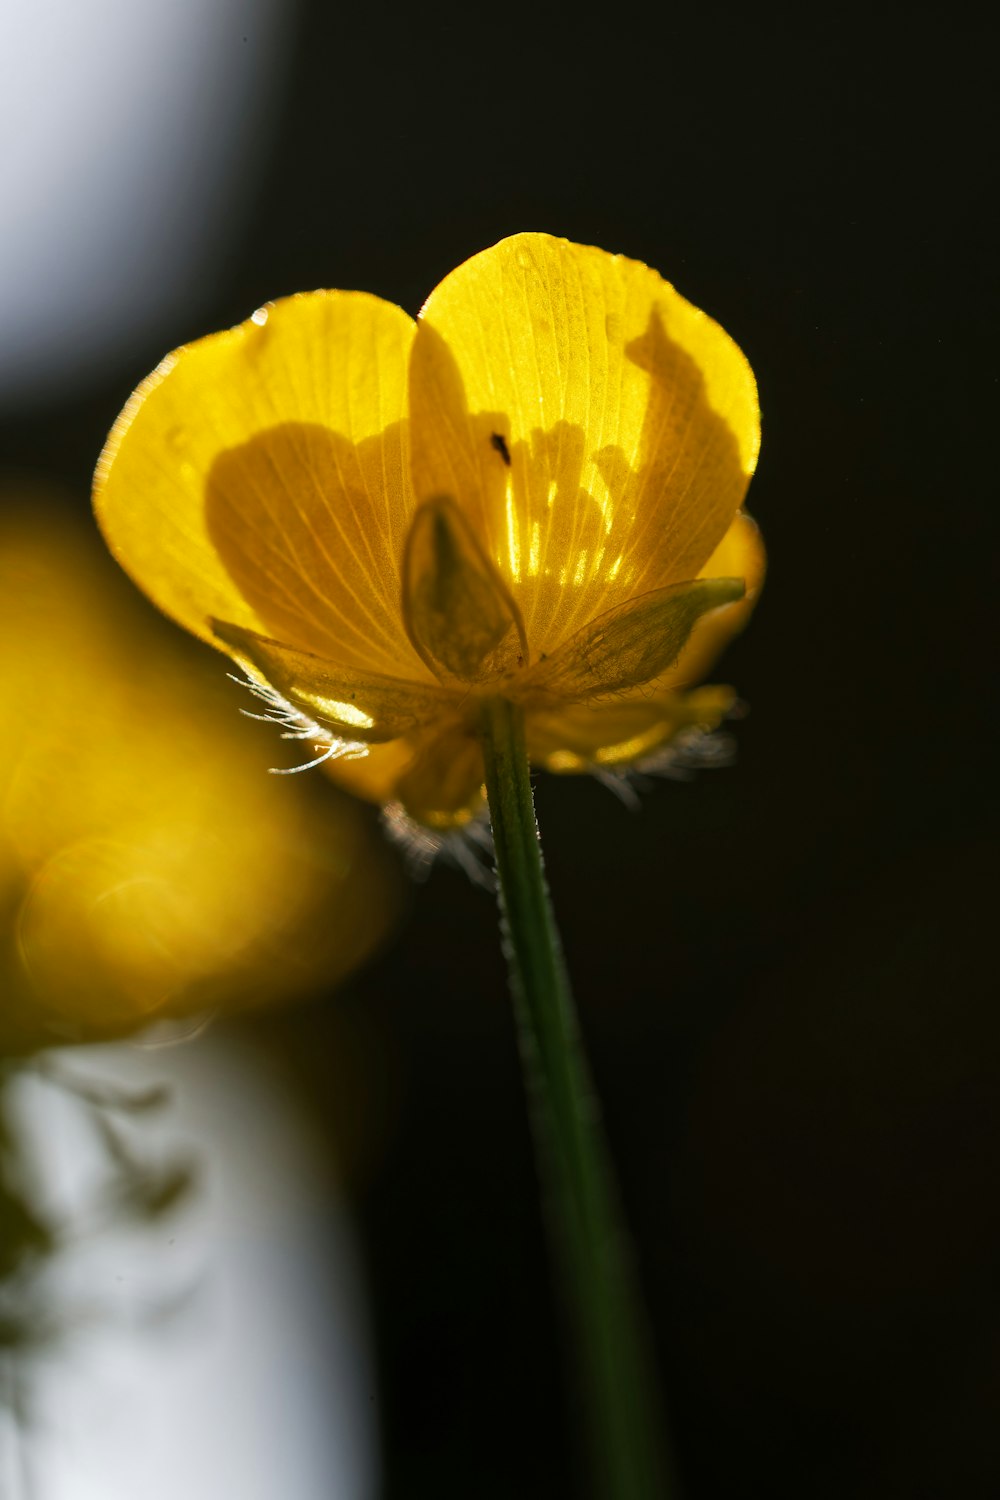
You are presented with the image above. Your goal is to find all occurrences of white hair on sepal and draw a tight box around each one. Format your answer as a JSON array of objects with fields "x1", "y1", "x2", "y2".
[
  {"x1": 227, "y1": 671, "x2": 369, "y2": 774},
  {"x1": 380, "y1": 801, "x2": 495, "y2": 890},
  {"x1": 590, "y1": 722, "x2": 741, "y2": 806},
  {"x1": 641, "y1": 724, "x2": 739, "y2": 776}
]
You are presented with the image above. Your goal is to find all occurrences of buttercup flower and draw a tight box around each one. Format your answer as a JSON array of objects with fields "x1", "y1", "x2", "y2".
[{"x1": 95, "y1": 234, "x2": 763, "y2": 831}]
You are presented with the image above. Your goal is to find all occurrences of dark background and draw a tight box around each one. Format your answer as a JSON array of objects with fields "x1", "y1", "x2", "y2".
[{"x1": 3, "y1": 4, "x2": 997, "y2": 1496}]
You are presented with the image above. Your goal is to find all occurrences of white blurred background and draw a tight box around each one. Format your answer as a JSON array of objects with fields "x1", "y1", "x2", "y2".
[
  {"x1": 1, "y1": 1039, "x2": 380, "y2": 1500},
  {"x1": 0, "y1": 0, "x2": 293, "y2": 407}
]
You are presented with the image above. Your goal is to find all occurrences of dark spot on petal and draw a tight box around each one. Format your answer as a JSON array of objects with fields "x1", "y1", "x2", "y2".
[{"x1": 490, "y1": 432, "x2": 511, "y2": 466}]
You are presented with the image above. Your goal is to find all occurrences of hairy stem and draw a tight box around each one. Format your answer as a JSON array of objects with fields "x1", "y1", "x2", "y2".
[{"x1": 480, "y1": 695, "x2": 674, "y2": 1500}]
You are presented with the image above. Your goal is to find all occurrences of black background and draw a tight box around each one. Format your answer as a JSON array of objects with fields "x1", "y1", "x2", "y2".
[{"x1": 3, "y1": 4, "x2": 998, "y2": 1496}]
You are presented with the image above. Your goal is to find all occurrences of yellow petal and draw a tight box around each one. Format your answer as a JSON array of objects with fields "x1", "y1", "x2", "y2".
[
  {"x1": 95, "y1": 291, "x2": 428, "y2": 679},
  {"x1": 519, "y1": 577, "x2": 744, "y2": 703},
  {"x1": 657, "y1": 509, "x2": 766, "y2": 690},
  {"x1": 402, "y1": 497, "x2": 527, "y2": 683},
  {"x1": 321, "y1": 723, "x2": 486, "y2": 827},
  {"x1": 393, "y1": 723, "x2": 486, "y2": 828},
  {"x1": 528, "y1": 686, "x2": 736, "y2": 772},
  {"x1": 322, "y1": 738, "x2": 417, "y2": 807},
  {"x1": 212, "y1": 619, "x2": 456, "y2": 741},
  {"x1": 409, "y1": 233, "x2": 759, "y2": 656}
]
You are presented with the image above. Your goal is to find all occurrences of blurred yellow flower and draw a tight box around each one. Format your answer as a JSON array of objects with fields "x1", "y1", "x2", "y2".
[
  {"x1": 0, "y1": 499, "x2": 399, "y2": 1047},
  {"x1": 95, "y1": 233, "x2": 763, "y2": 830}
]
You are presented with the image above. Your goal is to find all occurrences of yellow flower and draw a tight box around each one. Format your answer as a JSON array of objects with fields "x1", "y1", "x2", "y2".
[{"x1": 95, "y1": 234, "x2": 763, "y2": 831}]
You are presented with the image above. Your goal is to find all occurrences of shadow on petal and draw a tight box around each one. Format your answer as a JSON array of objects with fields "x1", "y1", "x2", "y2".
[
  {"x1": 411, "y1": 236, "x2": 759, "y2": 655},
  {"x1": 205, "y1": 421, "x2": 428, "y2": 681}
]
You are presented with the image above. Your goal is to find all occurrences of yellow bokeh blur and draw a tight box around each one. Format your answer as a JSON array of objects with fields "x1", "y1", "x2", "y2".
[{"x1": 0, "y1": 493, "x2": 401, "y2": 1047}]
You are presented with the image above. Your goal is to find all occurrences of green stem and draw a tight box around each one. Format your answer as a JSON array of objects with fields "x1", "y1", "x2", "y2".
[{"x1": 480, "y1": 695, "x2": 674, "y2": 1500}]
